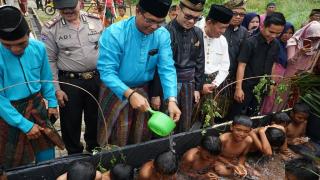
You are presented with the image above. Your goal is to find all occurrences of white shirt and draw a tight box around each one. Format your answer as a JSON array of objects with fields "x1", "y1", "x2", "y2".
[
  {"x1": 195, "y1": 17, "x2": 205, "y2": 29},
  {"x1": 200, "y1": 25, "x2": 230, "y2": 87}
]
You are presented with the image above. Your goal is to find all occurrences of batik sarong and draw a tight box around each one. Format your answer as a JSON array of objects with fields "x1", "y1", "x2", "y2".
[
  {"x1": 0, "y1": 93, "x2": 63, "y2": 169},
  {"x1": 97, "y1": 85, "x2": 151, "y2": 147},
  {"x1": 175, "y1": 68, "x2": 196, "y2": 133}
]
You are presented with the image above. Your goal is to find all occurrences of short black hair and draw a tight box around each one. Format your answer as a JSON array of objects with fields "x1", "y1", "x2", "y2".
[
  {"x1": 169, "y1": 5, "x2": 177, "y2": 12},
  {"x1": 233, "y1": 115, "x2": 252, "y2": 128},
  {"x1": 285, "y1": 158, "x2": 319, "y2": 180},
  {"x1": 264, "y1": 12, "x2": 286, "y2": 28},
  {"x1": 266, "y1": 2, "x2": 276, "y2": 8},
  {"x1": 265, "y1": 127, "x2": 286, "y2": 148},
  {"x1": 110, "y1": 163, "x2": 134, "y2": 180},
  {"x1": 201, "y1": 135, "x2": 221, "y2": 155},
  {"x1": 272, "y1": 112, "x2": 291, "y2": 125},
  {"x1": 293, "y1": 102, "x2": 310, "y2": 115},
  {"x1": 67, "y1": 161, "x2": 96, "y2": 180},
  {"x1": 118, "y1": 5, "x2": 126, "y2": 11},
  {"x1": 154, "y1": 150, "x2": 178, "y2": 175}
]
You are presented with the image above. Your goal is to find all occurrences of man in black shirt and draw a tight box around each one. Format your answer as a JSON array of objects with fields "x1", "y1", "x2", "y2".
[
  {"x1": 223, "y1": 0, "x2": 248, "y2": 79},
  {"x1": 226, "y1": 12, "x2": 286, "y2": 120},
  {"x1": 150, "y1": 0, "x2": 205, "y2": 132}
]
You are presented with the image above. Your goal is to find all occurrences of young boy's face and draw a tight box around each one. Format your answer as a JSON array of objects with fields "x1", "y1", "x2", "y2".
[
  {"x1": 291, "y1": 112, "x2": 309, "y2": 123},
  {"x1": 200, "y1": 148, "x2": 215, "y2": 161},
  {"x1": 118, "y1": 8, "x2": 125, "y2": 17},
  {"x1": 231, "y1": 124, "x2": 251, "y2": 142}
]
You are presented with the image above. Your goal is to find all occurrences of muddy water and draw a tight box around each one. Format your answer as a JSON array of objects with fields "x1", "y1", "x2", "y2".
[{"x1": 219, "y1": 154, "x2": 285, "y2": 180}]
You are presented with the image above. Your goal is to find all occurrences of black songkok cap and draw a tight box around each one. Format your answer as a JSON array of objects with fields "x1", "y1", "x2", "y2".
[
  {"x1": 53, "y1": 0, "x2": 78, "y2": 9},
  {"x1": 223, "y1": 0, "x2": 246, "y2": 10},
  {"x1": 310, "y1": 9, "x2": 320, "y2": 17},
  {"x1": 138, "y1": 0, "x2": 172, "y2": 18},
  {"x1": 180, "y1": 0, "x2": 205, "y2": 12},
  {"x1": 208, "y1": 4, "x2": 233, "y2": 24},
  {"x1": 0, "y1": 6, "x2": 30, "y2": 41}
]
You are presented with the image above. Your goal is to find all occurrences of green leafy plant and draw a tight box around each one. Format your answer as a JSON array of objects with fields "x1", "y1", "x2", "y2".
[
  {"x1": 253, "y1": 75, "x2": 289, "y2": 112},
  {"x1": 275, "y1": 82, "x2": 288, "y2": 104},
  {"x1": 93, "y1": 145, "x2": 127, "y2": 173},
  {"x1": 253, "y1": 75, "x2": 269, "y2": 104},
  {"x1": 201, "y1": 98, "x2": 222, "y2": 135},
  {"x1": 290, "y1": 73, "x2": 320, "y2": 117}
]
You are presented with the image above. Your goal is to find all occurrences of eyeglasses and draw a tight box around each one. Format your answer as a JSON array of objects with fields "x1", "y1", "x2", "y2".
[
  {"x1": 233, "y1": 12, "x2": 246, "y2": 17},
  {"x1": 141, "y1": 13, "x2": 165, "y2": 26},
  {"x1": 181, "y1": 8, "x2": 202, "y2": 22}
]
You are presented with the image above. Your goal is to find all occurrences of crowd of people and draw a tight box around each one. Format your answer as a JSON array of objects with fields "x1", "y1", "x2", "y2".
[{"x1": 0, "y1": 0, "x2": 320, "y2": 179}]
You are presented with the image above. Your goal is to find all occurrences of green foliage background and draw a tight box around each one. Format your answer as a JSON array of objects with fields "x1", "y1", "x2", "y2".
[{"x1": 169, "y1": 0, "x2": 320, "y2": 30}]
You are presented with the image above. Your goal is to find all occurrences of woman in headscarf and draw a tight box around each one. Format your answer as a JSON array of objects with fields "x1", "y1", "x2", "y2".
[
  {"x1": 285, "y1": 21, "x2": 320, "y2": 77},
  {"x1": 260, "y1": 22, "x2": 295, "y2": 114},
  {"x1": 241, "y1": 12, "x2": 260, "y2": 37},
  {"x1": 274, "y1": 21, "x2": 320, "y2": 111}
]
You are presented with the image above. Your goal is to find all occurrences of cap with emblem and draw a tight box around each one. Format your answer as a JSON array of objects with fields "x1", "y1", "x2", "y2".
[
  {"x1": 138, "y1": 0, "x2": 172, "y2": 18},
  {"x1": 180, "y1": 0, "x2": 206, "y2": 12},
  {"x1": 223, "y1": 0, "x2": 246, "y2": 10},
  {"x1": 207, "y1": 4, "x2": 233, "y2": 24},
  {"x1": 53, "y1": 0, "x2": 78, "y2": 9},
  {"x1": 0, "y1": 6, "x2": 30, "y2": 41}
]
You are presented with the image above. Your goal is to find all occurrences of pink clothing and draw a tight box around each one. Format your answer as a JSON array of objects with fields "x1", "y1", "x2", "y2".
[
  {"x1": 269, "y1": 21, "x2": 320, "y2": 113},
  {"x1": 18, "y1": 0, "x2": 28, "y2": 14},
  {"x1": 260, "y1": 63, "x2": 286, "y2": 114},
  {"x1": 259, "y1": 13, "x2": 266, "y2": 30},
  {"x1": 285, "y1": 21, "x2": 320, "y2": 77}
]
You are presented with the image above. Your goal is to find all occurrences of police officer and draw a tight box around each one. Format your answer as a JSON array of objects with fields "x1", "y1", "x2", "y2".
[{"x1": 41, "y1": 0, "x2": 103, "y2": 154}]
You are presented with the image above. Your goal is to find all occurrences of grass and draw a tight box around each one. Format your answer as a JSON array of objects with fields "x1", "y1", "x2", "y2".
[
  {"x1": 245, "y1": 0, "x2": 320, "y2": 29},
  {"x1": 35, "y1": 0, "x2": 319, "y2": 30}
]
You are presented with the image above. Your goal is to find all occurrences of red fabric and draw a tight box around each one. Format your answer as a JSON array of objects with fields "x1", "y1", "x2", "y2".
[{"x1": 18, "y1": 1, "x2": 27, "y2": 14}]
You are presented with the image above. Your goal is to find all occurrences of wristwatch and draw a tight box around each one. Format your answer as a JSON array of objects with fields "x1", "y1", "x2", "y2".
[{"x1": 166, "y1": 97, "x2": 178, "y2": 104}]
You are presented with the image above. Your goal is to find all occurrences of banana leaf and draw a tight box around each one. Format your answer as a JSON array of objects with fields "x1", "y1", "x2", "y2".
[{"x1": 301, "y1": 95, "x2": 320, "y2": 117}]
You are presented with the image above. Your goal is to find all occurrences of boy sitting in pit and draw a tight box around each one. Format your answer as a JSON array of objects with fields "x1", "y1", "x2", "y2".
[
  {"x1": 249, "y1": 125, "x2": 286, "y2": 156},
  {"x1": 286, "y1": 102, "x2": 310, "y2": 145},
  {"x1": 180, "y1": 135, "x2": 221, "y2": 180},
  {"x1": 138, "y1": 150, "x2": 179, "y2": 180},
  {"x1": 271, "y1": 112, "x2": 291, "y2": 128},
  {"x1": 214, "y1": 115, "x2": 253, "y2": 178},
  {"x1": 271, "y1": 112, "x2": 296, "y2": 159},
  {"x1": 285, "y1": 158, "x2": 320, "y2": 180},
  {"x1": 56, "y1": 161, "x2": 102, "y2": 180},
  {"x1": 101, "y1": 163, "x2": 134, "y2": 180}
]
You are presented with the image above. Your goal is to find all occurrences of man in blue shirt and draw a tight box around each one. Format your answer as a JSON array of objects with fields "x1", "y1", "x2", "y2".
[
  {"x1": 0, "y1": 6, "x2": 63, "y2": 169},
  {"x1": 97, "y1": 0, "x2": 181, "y2": 146}
]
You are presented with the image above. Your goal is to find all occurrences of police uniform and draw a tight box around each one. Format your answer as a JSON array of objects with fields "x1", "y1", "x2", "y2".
[{"x1": 41, "y1": 11, "x2": 103, "y2": 154}]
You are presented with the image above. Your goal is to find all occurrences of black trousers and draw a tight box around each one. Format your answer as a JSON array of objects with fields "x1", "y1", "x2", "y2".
[
  {"x1": 35, "y1": 0, "x2": 43, "y2": 9},
  {"x1": 59, "y1": 75, "x2": 100, "y2": 154},
  {"x1": 225, "y1": 82, "x2": 259, "y2": 121}
]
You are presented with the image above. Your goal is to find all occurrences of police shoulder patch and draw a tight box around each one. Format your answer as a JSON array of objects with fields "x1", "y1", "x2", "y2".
[
  {"x1": 44, "y1": 16, "x2": 62, "y2": 28},
  {"x1": 84, "y1": 12, "x2": 101, "y2": 19}
]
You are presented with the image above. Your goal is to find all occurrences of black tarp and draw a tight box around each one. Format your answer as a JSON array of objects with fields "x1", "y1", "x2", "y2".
[
  {"x1": 5, "y1": 112, "x2": 320, "y2": 180},
  {"x1": 5, "y1": 127, "x2": 222, "y2": 180}
]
